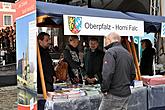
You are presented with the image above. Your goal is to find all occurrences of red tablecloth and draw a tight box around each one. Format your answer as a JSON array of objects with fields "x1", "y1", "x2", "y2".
[{"x1": 141, "y1": 76, "x2": 165, "y2": 85}]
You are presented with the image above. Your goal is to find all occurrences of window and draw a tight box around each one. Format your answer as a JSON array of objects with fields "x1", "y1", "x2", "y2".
[{"x1": 3, "y1": 15, "x2": 12, "y2": 26}]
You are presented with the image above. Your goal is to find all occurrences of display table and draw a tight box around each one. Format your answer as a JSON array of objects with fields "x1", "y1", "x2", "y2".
[
  {"x1": 45, "y1": 94, "x2": 101, "y2": 110},
  {"x1": 148, "y1": 84, "x2": 165, "y2": 109},
  {"x1": 128, "y1": 87, "x2": 147, "y2": 110},
  {"x1": 44, "y1": 87, "x2": 147, "y2": 110},
  {"x1": 141, "y1": 75, "x2": 165, "y2": 86}
]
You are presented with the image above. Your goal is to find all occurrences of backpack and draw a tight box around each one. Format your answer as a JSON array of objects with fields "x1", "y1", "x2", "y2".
[{"x1": 54, "y1": 58, "x2": 68, "y2": 81}]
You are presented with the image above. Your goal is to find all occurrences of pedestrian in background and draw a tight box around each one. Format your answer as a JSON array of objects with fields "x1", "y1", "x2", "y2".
[
  {"x1": 140, "y1": 39, "x2": 155, "y2": 76},
  {"x1": 99, "y1": 32, "x2": 136, "y2": 110}
]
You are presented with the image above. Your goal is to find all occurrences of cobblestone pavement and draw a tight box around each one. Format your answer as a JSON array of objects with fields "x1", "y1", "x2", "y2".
[{"x1": 0, "y1": 86, "x2": 17, "y2": 110}]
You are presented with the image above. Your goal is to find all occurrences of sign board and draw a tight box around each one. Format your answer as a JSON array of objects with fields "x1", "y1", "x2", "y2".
[
  {"x1": 16, "y1": 0, "x2": 37, "y2": 109},
  {"x1": 161, "y1": 22, "x2": 165, "y2": 37},
  {"x1": 63, "y1": 15, "x2": 144, "y2": 36},
  {"x1": 15, "y1": 0, "x2": 36, "y2": 19}
]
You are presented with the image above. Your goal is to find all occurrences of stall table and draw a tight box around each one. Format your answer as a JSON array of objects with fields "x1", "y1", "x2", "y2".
[
  {"x1": 44, "y1": 87, "x2": 147, "y2": 110},
  {"x1": 148, "y1": 84, "x2": 165, "y2": 109}
]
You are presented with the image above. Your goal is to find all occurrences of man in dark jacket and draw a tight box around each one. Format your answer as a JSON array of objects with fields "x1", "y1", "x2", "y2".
[
  {"x1": 63, "y1": 36, "x2": 82, "y2": 84},
  {"x1": 37, "y1": 32, "x2": 55, "y2": 110},
  {"x1": 99, "y1": 32, "x2": 136, "y2": 110},
  {"x1": 83, "y1": 38, "x2": 104, "y2": 84},
  {"x1": 37, "y1": 32, "x2": 54, "y2": 94}
]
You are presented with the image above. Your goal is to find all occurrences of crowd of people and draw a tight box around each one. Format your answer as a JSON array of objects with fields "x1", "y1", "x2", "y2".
[
  {"x1": 0, "y1": 25, "x2": 16, "y2": 65},
  {"x1": 0, "y1": 25, "x2": 16, "y2": 51},
  {"x1": 37, "y1": 32, "x2": 155, "y2": 110}
]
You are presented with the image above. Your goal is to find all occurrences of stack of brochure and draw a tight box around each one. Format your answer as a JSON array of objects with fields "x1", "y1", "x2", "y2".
[{"x1": 47, "y1": 88, "x2": 85, "y2": 101}]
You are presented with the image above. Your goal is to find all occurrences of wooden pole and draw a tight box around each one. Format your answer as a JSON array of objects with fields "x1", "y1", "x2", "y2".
[
  {"x1": 130, "y1": 36, "x2": 141, "y2": 80},
  {"x1": 37, "y1": 15, "x2": 48, "y2": 24},
  {"x1": 37, "y1": 44, "x2": 47, "y2": 99},
  {"x1": 124, "y1": 36, "x2": 132, "y2": 54}
]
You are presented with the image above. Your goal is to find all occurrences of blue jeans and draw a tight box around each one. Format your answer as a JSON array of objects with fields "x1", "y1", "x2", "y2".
[{"x1": 99, "y1": 93, "x2": 129, "y2": 110}]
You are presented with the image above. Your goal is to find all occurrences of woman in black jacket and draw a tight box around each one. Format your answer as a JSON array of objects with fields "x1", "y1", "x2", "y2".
[
  {"x1": 140, "y1": 39, "x2": 155, "y2": 76},
  {"x1": 63, "y1": 36, "x2": 82, "y2": 84}
]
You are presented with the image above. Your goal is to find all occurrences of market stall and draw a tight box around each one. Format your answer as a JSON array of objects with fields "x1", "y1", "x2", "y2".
[
  {"x1": 16, "y1": 0, "x2": 165, "y2": 109},
  {"x1": 36, "y1": 1, "x2": 146, "y2": 110}
]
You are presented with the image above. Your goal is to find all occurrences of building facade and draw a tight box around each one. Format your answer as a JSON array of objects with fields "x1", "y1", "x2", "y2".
[{"x1": 0, "y1": 2, "x2": 16, "y2": 29}]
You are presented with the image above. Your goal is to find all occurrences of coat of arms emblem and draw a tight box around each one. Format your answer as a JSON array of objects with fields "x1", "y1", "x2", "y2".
[{"x1": 68, "y1": 16, "x2": 82, "y2": 34}]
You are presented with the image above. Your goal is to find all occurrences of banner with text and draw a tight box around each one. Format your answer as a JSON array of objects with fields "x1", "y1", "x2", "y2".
[
  {"x1": 16, "y1": 0, "x2": 37, "y2": 109},
  {"x1": 16, "y1": 0, "x2": 36, "y2": 19},
  {"x1": 64, "y1": 15, "x2": 144, "y2": 36}
]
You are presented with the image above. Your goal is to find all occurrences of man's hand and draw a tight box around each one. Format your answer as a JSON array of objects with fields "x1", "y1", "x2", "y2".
[
  {"x1": 86, "y1": 78, "x2": 93, "y2": 84},
  {"x1": 86, "y1": 77, "x2": 96, "y2": 84},
  {"x1": 91, "y1": 78, "x2": 97, "y2": 83}
]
